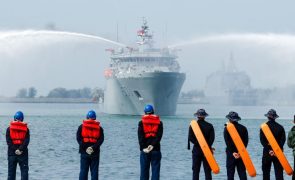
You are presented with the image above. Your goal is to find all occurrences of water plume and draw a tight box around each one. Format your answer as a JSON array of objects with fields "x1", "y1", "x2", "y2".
[
  {"x1": 169, "y1": 33, "x2": 295, "y2": 49},
  {"x1": 0, "y1": 30, "x2": 126, "y2": 57},
  {"x1": 169, "y1": 33, "x2": 295, "y2": 63},
  {"x1": 167, "y1": 33, "x2": 295, "y2": 91},
  {"x1": 0, "y1": 30, "x2": 126, "y2": 46},
  {"x1": 0, "y1": 29, "x2": 126, "y2": 96}
]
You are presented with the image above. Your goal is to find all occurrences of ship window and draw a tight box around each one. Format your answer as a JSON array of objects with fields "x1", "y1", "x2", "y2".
[{"x1": 134, "y1": 91, "x2": 143, "y2": 101}]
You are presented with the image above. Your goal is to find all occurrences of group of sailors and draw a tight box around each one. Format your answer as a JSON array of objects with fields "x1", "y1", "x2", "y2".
[
  {"x1": 138, "y1": 107, "x2": 295, "y2": 180},
  {"x1": 6, "y1": 106, "x2": 295, "y2": 180},
  {"x1": 188, "y1": 108, "x2": 288, "y2": 180}
]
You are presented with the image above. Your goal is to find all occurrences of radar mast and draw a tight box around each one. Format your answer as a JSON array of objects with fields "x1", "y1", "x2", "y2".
[{"x1": 137, "y1": 18, "x2": 154, "y2": 48}]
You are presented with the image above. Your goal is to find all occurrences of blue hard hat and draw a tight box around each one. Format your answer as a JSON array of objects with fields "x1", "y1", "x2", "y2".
[
  {"x1": 14, "y1": 111, "x2": 24, "y2": 121},
  {"x1": 86, "y1": 110, "x2": 96, "y2": 120},
  {"x1": 144, "y1": 105, "x2": 154, "y2": 114}
]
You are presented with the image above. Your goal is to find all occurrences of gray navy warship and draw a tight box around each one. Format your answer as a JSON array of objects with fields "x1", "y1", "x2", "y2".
[
  {"x1": 104, "y1": 20, "x2": 186, "y2": 115},
  {"x1": 204, "y1": 54, "x2": 256, "y2": 105}
]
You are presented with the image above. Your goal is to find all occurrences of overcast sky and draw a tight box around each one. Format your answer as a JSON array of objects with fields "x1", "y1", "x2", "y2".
[
  {"x1": 1, "y1": 1, "x2": 294, "y2": 36},
  {"x1": 0, "y1": 1, "x2": 295, "y2": 96}
]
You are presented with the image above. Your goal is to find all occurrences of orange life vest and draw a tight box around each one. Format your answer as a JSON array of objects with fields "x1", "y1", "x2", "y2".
[
  {"x1": 142, "y1": 115, "x2": 160, "y2": 138},
  {"x1": 81, "y1": 120, "x2": 101, "y2": 143},
  {"x1": 10, "y1": 121, "x2": 28, "y2": 145}
]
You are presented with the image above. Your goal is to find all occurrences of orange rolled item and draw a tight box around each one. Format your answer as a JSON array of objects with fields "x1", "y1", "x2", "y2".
[
  {"x1": 190, "y1": 120, "x2": 220, "y2": 174},
  {"x1": 226, "y1": 122, "x2": 256, "y2": 177},
  {"x1": 261, "y1": 123, "x2": 293, "y2": 175}
]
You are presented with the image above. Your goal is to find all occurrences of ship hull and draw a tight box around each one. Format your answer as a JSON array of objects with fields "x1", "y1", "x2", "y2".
[{"x1": 104, "y1": 72, "x2": 185, "y2": 115}]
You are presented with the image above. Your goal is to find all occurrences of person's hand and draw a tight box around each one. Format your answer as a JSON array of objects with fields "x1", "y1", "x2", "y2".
[
  {"x1": 233, "y1": 152, "x2": 240, "y2": 159},
  {"x1": 147, "y1": 145, "x2": 153, "y2": 152},
  {"x1": 143, "y1": 145, "x2": 154, "y2": 153},
  {"x1": 269, "y1": 150, "x2": 275, "y2": 156},
  {"x1": 86, "y1": 147, "x2": 94, "y2": 155},
  {"x1": 143, "y1": 148, "x2": 149, "y2": 153},
  {"x1": 15, "y1": 149, "x2": 23, "y2": 155}
]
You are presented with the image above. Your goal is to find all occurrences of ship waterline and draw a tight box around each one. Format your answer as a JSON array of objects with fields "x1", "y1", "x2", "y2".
[{"x1": 104, "y1": 72, "x2": 185, "y2": 115}]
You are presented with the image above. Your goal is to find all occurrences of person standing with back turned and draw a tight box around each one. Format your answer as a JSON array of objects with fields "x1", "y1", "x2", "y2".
[
  {"x1": 224, "y1": 111, "x2": 248, "y2": 180},
  {"x1": 188, "y1": 109, "x2": 215, "y2": 180},
  {"x1": 138, "y1": 104, "x2": 163, "y2": 180},
  {"x1": 77, "y1": 110, "x2": 104, "y2": 180},
  {"x1": 260, "y1": 109, "x2": 285, "y2": 180},
  {"x1": 6, "y1": 111, "x2": 30, "y2": 180}
]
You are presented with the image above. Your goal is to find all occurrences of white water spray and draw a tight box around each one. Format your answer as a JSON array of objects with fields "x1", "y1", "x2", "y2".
[
  {"x1": 169, "y1": 33, "x2": 295, "y2": 48},
  {"x1": 0, "y1": 30, "x2": 126, "y2": 47},
  {"x1": 0, "y1": 30, "x2": 126, "y2": 57},
  {"x1": 0, "y1": 29, "x2": 128, "y2": 58},
  {"x1": 168, "y1": 33, "x2": 295, "y2": 62},
  {"x1": 0, "y1": 30, "x2": 128, "y2": 96},
  {"x1": 167, "y1": 33, "x2": 295, "y2": 91}
]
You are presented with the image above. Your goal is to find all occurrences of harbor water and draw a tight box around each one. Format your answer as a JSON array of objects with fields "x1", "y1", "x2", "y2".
[{"x1": 0, "y1": 103, "x2": 294, "y2": 179}]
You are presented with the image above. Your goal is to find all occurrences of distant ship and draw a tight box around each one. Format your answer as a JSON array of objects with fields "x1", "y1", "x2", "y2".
[
  {"x1": 204, "y1": 54, "x2": 257, "y2": 105},
  {"x1": 104, "y1": 19, "x2": 186, "y2": 115}
]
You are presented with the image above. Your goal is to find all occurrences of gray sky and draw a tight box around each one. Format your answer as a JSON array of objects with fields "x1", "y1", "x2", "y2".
[
  {"x1": 0, "y1": 0, "x2": 295, "y2": 96},
  {"x1": 1, "y1": 1, "x2": 294, "y2": 36}
]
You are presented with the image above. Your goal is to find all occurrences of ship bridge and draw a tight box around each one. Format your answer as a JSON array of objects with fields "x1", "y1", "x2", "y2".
[{"x1": 108, "y1": 48, "x2": 181, "y2": 76}]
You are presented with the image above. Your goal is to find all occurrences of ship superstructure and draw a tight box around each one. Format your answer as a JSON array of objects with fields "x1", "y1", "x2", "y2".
[
  {"x1": 104, "y1": 19, "x2": 185, "y2": 115},
  {"x1": 204, "y1": 54, "x2": 256, "y2": 105}
]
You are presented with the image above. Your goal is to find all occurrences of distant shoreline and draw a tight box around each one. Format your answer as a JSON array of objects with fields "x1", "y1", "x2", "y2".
[
  {"x1": 0, "y1": 97, "x2": 99, "y2": 104},
  {"x1": 0, "y1": 97, "x2": 204, "y2": 105}
]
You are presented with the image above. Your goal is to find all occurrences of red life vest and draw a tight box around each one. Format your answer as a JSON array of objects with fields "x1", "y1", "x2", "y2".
[
  {"x1": 142, "y1": 115, "x2": 160, "y2": 138},
  {"x1": 81, "y1": 120, "x2": 101, "y2": 143},
  {"x1": 10, "y1": 121, "x2": 28, "y2": 145}
]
